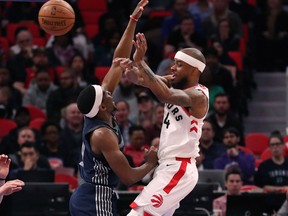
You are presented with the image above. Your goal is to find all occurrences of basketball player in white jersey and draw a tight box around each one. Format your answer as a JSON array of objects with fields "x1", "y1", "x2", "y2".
[{"x1": 116, "y1": 33, "x2": 209, "y2": 216}]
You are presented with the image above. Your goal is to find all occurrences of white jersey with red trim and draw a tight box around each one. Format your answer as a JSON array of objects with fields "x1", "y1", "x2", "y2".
[{"x1": 158, "y1": 84, "x2": 209, "y2": 160}]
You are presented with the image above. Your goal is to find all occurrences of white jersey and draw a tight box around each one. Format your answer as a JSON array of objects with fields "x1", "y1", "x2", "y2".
[{"x1": 158, "y1": 84, "x2": 209, "y2": 161}]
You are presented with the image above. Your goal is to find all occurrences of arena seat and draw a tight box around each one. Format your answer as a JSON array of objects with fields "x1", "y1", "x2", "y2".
[
  {"x1": 244, "y1": 133, "x2": 269, "y2": 156},
  {"x1": 0, "y1": 118, "x2": 17, "y2": 141},
  {"x1": 24, "y1": 105, "x2": 47, "y2": 121}
]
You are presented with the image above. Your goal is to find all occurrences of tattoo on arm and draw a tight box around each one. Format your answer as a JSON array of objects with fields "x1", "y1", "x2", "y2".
[{"x1": 139, "y1": 62, "x2": 157, "y2": 82}]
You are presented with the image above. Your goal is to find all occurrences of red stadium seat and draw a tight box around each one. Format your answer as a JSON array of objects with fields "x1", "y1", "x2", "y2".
[
  {"x1": 237, "y1": 145, "x2": 254, "y2": 155},
  {"x1": 29, "y1": 118, "x2": 46, "y2": 131},
  {"x1": 24, "y1": 105, "x2": 47, "y2": 121},
  {"x1": 84, "y1": 25, "x2": 99, "y2": 40},
  {"x1": 78, "y1": 0, "x2": 107, "y2": 11},
  {"x1": 33, "y1": 37, "x2": 47, "y2": 47},
  {"x1": 149, "y1": 10, "x2": 173, "y2": 19},
  {"x1": 228, "y1": 51, "x2": 243, "y2": 71},
  {"x1": 245, "y1": 133, "x2": 269, "y2": 156},
  {"x1": 0, "y1": 118, "x2": 17, "y2": 141},
  {"x1": 94, "y1": 66, "x2": 110, "y2": 84},
  {"x1": 81, "y1": 11, "x2": 104, "y2": 25}
]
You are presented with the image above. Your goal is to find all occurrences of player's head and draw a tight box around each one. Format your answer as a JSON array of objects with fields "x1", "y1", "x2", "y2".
[
  {"x1": 171, "y1": 48, "x2": 206, "y2": 87},
  {"x1": 77, "y1": 85, "x2": 104, "y2": 118}
]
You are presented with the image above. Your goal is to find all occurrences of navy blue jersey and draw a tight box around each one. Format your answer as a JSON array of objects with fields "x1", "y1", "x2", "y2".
[
  {"x1": 79, "y1": 116, "x2": 124, "y2": 188},
  {"x1": 70, "y1": 116, "x2": 124, "y2": 216}
]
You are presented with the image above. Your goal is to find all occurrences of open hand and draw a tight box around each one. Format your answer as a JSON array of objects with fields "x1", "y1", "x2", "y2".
[
  {"x1": 131, "y1": 0, "x2": 149, "y2": 20},
  {"x1": 0, "y1": 179, "x2": 25, "y2": 196},
  {"x1": 0, "y1": 155, "x2": 11, "y2": 179},
  {"x1": 133, "y1": 33, "x2": 147, "y2": 62}
]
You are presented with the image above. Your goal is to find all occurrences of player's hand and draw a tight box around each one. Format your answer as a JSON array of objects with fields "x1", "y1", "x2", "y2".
[
  {"x1": 133, "y1": 33, "x2": 147, "y2": 62},
  {"x1": 0, "y1": 179, "x2": 25, "y2": 196},
  {"x1": 131, "y1": 0, "x2": 149, "y2": 20},
  {"x1": 0, "y1": 155, "x2": 11, "y2": 179},
  {"x1": 144, "y1": 145, "x2": 158, "y2": 167}
]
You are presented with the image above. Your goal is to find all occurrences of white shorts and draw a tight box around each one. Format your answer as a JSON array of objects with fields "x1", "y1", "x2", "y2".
[{"x1": 127, "y1": 157, "x2": 198, "y2": 216}]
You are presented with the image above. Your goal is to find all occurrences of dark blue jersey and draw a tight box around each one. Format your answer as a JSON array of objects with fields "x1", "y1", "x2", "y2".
[{"x1": 79, "y1": 116, "x2": 124, "y2": 188}]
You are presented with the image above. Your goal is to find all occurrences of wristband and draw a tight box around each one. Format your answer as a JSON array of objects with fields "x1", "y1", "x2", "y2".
[{"x1": 130, "y1": 15, "x2": 138, "y2": 22}]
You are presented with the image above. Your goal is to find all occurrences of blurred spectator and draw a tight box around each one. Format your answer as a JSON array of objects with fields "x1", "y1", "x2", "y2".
[
  {"x1": 202, "y1": 0, "x2": 243, "y2": 38},
  {"x1": 92, "y1": 12, "x2": 123, "y2": 48},
  {"x1": 0, "y1": 107, "x2": 31, "y2": 154},
  {"x1": 164, "y1": 14, "x2": 207, "y2": 57},
  {"x1": 214, "y1": 127, "x2": 255, "y2": 184},
  {"x1": 114, "y1": 100, "x2": 135, "y2": 146},
  {"x1": 8, "y1": 142, "x2": 51, "y2": 179},
  {"x1": 1, "y1": 126, "x2": 35, "y2": 157},
  {"x1": 199, "y1": 119, "x2": 226, "y2": 169},
  {"x1": 46, "y1": 68, "x2": 83, "y2": 123},
  {"x1": 161, "y1": 0, "x2": 191, "y2": 41},
  {"x1": 7, "y1": 28, "x2": 36, "y2": 95},
  {"x1": 210, "y1": 18, "x2": 240, "y2": 52},
  {"x1": 60, "y1": 103, "x2": 83, "y2": 172},
  {"x1": 229, "y1": 0, "x2": 258, "y2": 25},
  {"x1": 39, "y1": 121, "x2": 72, "y2": 169},
  {"x1": 188, "y1": 0, "x2": 213, "y2": 33},
  {"x1": 94, "y1": 30, "x2": 121, "y2": 66},
  {"x1": 9, "y1": 27, "x2": 37, "y2": 57},
  {"x1": 137, "y1": 91, "x2": 155, "y2": 128},
  {"x1": 204, "y1": 47, "x2": 236, "y2": 104},
  {"x1": 69, "y1": 53, "x2": 98, "y2": 88},
  {"x1": 145, "y1": 103, "x2": 164, "y2": 144},
  {"x1": 46, "y1": 33, "x2": 80, "y2": 67},
  {"x1": 199, "y1": 67, "x2": 225, "y2": 115},
  {"x1": 22, "y1": 70, "x2": 58, "y2": 113},
  {"x1": 207, "y1": 93, "x2": 244, "y2": 145},
  {"x1": 0, "y1": 86, "x2": 14, "y2": 119},
  {"x1": 213, "y1": 168, "x2": 243, "y2": 216},
  {"x1": 255, "y1": 131, "x2": 288, "y2": 193},
  {"x1": 113, "y1": 74, "x2": 139, "y2": 124},
  {"x1": 196, "y1": 147, "x2": 205, "y2": 170},
  {"x1": 254, "y1": 0, "x2": 288, "y2": 71},
  {"x1": 124, "y1": 125, "x2": 150, "y2": 167}
]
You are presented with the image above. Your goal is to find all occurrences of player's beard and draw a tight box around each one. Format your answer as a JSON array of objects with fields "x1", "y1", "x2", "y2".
[{"x1": 172, "y1": 77, "x2": 188, "y2": 89}]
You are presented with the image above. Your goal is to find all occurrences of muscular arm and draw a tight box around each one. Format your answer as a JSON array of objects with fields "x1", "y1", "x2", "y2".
[
  {"x1": 90, "y1": 128, "x2": 157, "y2": 186},
  {"x1": 137, "y1": 60, "x2": 208, "y2": 118},
  {"x1": 101, "y1": 0, "x2": 148, "y2": 94}
]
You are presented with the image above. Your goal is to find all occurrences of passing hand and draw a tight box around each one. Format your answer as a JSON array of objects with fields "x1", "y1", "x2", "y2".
[{"x1": 144, "y1": 145, "x2": 158, "y2": 167}]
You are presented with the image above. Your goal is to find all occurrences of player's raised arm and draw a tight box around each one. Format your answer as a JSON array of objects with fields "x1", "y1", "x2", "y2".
[{"x1": 101, "y1": 0, "x2": 148, "y2": 94}]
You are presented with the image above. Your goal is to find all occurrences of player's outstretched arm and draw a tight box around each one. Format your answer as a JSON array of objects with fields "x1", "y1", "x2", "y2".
[
  {"x1": 91, "y1": 127, "x2": 158, "y2": 186},
  {"x1": 101, "y1": 0, "x2": 148, "y2": 94}
]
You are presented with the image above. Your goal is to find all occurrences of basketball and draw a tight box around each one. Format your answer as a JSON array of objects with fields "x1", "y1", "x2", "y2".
[{"x1": 38, "y1": 0, "x2": 75, "y2": 36}]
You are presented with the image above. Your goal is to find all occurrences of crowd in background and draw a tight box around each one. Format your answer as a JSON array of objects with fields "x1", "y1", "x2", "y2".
[{"x1": 0, "y1": 1, "x2": 288, "y2": 213}]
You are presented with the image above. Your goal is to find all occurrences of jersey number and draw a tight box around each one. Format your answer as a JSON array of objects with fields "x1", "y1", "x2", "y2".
[{"x1": 164, "y1": 113, "x2": 170, "y2": 129}]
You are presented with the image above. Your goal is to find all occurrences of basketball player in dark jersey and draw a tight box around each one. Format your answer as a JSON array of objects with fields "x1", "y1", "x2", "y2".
[{"x1": 69, "y1": 1, "x2": 158, "y2": 215}]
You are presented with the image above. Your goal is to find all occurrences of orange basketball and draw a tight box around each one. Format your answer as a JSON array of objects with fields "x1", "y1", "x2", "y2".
[{"x1": 38, "y1": 0, "x2": 75, "y2": 36}]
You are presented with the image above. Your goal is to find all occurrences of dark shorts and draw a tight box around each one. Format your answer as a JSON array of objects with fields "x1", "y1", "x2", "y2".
[{"x1": 69, "y1": 183, "x2": 117, "y2": 216}]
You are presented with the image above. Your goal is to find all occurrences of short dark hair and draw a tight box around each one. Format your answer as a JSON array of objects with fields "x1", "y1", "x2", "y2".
[
  {"x1": 223, "y1": 127, "x2": 240, "y2": 137},
  {"x1": 225, "y1": 167, "x2": 242, "y2": 181},
  {"x1": 269, "y1": 130, "x2": 284, "y2": 143},
  {"x1": 128, "y1": 125, "x2": 145, "y2": 136},
  {"x1": 20, "y1": 141, "x2": 39, "y2": 152},
  {"x1": 41, "y1": 120, "x2": 61, "y2": 136}
]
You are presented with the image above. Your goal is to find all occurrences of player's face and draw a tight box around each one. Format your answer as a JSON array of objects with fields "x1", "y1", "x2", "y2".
[
  {"x1": 103, "y1": 90, "x2": 116, "y2": 113},
  {"x1": 170, "y1": 60, "x2": 190, "y2": 87}
]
